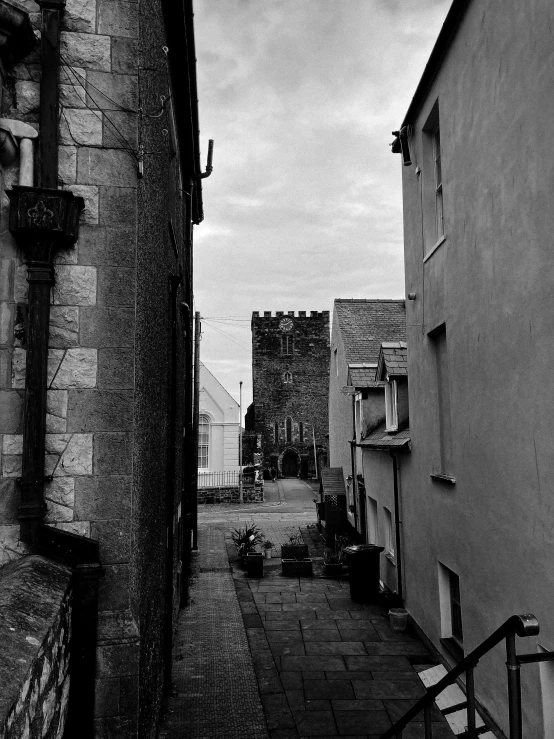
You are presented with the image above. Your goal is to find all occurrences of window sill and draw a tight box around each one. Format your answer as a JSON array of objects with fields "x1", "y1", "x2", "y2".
[
  {"x1": 441, "y1": 637, "x2": 464, "y2": 663},
  {"x1": 423, "y1": 234, "x2": 446, "y2": 263},
  {"x1": 430, "y1": 473, "x2": 456, "y2": 485}
]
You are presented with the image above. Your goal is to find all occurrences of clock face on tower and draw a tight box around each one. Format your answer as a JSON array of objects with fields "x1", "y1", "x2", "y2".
[{"x1": 279, "y1": 318, "x2": 294, "y2": 332}]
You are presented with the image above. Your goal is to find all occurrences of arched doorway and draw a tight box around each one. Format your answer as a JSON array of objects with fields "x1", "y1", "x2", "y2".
[{"x1": 282, "y1": 450, "x2": 299, "y2": 477}]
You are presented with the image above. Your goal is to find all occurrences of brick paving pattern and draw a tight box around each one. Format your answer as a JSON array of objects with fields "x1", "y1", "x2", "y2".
[
  {"x1": 159, "y1": 478, "x2": 455, "y2": 739},
  {"x1": 159, "y1": 525, "x2": 269, "y2": 739}
]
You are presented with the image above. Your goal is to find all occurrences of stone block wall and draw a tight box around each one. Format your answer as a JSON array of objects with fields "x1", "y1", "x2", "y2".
[
  {"x1": 0, "y1": 0, "x2": 138, "y2": 566},
  {"x1": 0, "y1": 555, "x2": 72, "y2": 739},
  {"x1": 197, "y1": 485, "x2": 264, "y2": 504},
  {"x1": 0, "y1": 0, "x2": 193, "y2": 737}
]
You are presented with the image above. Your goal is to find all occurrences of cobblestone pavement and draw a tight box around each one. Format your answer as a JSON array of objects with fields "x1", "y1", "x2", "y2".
[{"x1": 159, "y1": 478, "x2": 453, "y2": 739}]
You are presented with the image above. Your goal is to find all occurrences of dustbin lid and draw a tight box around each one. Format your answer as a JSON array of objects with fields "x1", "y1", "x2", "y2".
[{"x1": 343, "y1": 544, "x2": 385, "y2": 555}]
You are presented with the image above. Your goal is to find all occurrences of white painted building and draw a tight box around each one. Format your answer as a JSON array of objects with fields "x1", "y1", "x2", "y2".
[{"x1": 198, "y1": 363, "x2": 240, "y2": 475}]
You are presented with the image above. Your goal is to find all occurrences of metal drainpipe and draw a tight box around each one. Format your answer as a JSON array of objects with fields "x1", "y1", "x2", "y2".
[
  {"x1": 350, "y1": 391, "x2": 359, "y2": 530},
  {"x1": 390, "y1": 451, "x2": 404, "y2": 604},
  {"x1": 17, "y1": 0, "x2": 65, "y2": 546}
]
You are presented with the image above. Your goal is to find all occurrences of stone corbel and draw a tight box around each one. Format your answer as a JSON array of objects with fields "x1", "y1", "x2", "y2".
[{"x1": 0, "y1": 118, "x2": 38, "y2": 184}]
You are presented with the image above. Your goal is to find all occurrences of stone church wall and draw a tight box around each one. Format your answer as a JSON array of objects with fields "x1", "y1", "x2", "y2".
[{"x1": 251, "y1": 311, "x2": 329, "y2": 477}]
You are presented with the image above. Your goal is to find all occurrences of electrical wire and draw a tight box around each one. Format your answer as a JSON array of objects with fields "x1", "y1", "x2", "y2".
[
  {"x1": 200, "y1": 319, "x2": 252, "y2": 351},
  {"x1": 30, "y1": 19, "x2": 171, "y2": 162},
  {"x1": 58, "y1": 65, "x2": 139, "y2": 159},
  {"x1": 199, "y1": 318, "x2": 250, "y2": 329}
]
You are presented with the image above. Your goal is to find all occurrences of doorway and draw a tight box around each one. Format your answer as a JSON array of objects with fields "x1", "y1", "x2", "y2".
[{"x1": 282, "y1": 451, "x2": 299, "y2": 477}]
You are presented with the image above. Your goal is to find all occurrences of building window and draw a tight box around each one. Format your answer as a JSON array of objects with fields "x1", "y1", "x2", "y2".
[
  {"x1": 282, "y1": 335, "x2": 293, "y2": 355},
  {"x1": 299, "y1": 422, "x2": 303, "y2": 443},
  {"x1": 422, "y1": 101, "x2": 445, "y2": 253},
  {"x1": 449, "y1": 571, "x2": 463, "y2": 643},
  {"x1": 430, "y1": 324, "x2": 453, "y2": 476},
  {"x1": 433, "y1": 123, "x2": 443, "y2": 241},
  {"x1": 274, "y1": 422, "x2": 279, "y2": 444},
  {"x1": 383, "y1": 507, "x2": 394, "y2": 559},
  {"x1": 286, "y1": 417, "x2": 292, "y2": 443},
  {"x1": 367, "y1": 497, "x2": 378, "y2": 544},
  {"x1": 198, "y1": 414, "x2": 210, "y2": 468},
  {"x1": 384, "y1": 380, "x2": 398, "y2": 432},
  {"x1": 334, "y1": 348, "x2": 338, "y2": 377},
  {"x1": 283, "y1": 371, "x2": 292, "y2": 383},
  {"x1": 438, "y1": 562, "x2": 464, "y2": 653}
]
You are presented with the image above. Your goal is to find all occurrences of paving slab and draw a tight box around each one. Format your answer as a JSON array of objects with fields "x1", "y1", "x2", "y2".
[
  {"x1": 334, "y1": 710, "x2": 392, "y2": 735},
  {"x1": 161, "y1": 478, "x2": 455, "y2": 739}
]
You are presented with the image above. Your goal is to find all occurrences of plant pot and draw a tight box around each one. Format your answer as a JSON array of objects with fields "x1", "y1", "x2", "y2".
[
  {"x1": 264, "y1": 549, "x2": 272, "y2": 559},
  {"x1": 281, "y1": 558, "x2": 313, "y2": 577},
  {"x1": 245, "y1": 552, "x2": 264, "y2": 577},
  {"x1": 281, "y1": 544, "x2": 309, "y2": 560},
  {"x1": 389, "y1": 608, "x2": 409, "y2": 632},
  {"x1": 324, "y1": 562, "x2": 344, "y2": 577}
]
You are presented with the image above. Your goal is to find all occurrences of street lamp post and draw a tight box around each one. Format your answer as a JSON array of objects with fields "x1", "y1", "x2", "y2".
[{"x1": 239, "y1": 381, "x2": 243, "y2": 503}]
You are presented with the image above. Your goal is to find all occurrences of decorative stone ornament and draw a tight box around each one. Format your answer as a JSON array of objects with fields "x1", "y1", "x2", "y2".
[{"x1": 7, "y1": 186, "x2": 85, "y2": 249}]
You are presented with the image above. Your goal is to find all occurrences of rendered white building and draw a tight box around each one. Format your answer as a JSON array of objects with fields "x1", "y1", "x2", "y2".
[{"x1": 198, "y1": 363, "x2": 240, "y2": 474}]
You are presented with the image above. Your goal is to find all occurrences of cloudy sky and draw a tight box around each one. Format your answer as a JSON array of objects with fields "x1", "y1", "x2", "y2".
[{"x1": 193, "y1": 0, "x2": 451, "y2": 413}]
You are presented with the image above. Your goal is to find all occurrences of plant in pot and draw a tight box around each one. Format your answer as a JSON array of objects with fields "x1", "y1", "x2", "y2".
[
  {"x1": 281, "y1": 534, "x2": 313, "y2": 577},
  {"x1": 263, "y1": 540, "x2": 274, "y2": 559},
  {"x1": 281, "y1": 533, "x2": 309, "y2": 561},
  {"x1": 231, "y1": 523, "x2": 264, "y2": 564},
  {"x1": 324, "y1": 534, "x2": 347, "y2": 577}
]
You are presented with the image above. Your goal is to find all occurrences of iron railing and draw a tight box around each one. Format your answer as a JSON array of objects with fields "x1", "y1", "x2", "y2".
[
  {"x1": 198, "y1": 470, "x2": 256, "y2": 488},
  {"x1": 379, "y1": 613, "x2": 552, "y2": 739}
]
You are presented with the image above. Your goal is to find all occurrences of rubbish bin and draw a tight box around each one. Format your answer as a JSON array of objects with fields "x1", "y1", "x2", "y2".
[{"x1": 343, "y1": 544, "x2": 384, "y2": 603}]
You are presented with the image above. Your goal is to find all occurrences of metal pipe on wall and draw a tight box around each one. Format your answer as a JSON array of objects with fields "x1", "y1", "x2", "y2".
[
  {"x1": 239, "y1": 381, "x2": 243, "y2": 503},
  {"x1": 390, "y1": 451, "x2": 404, "y2": 604},
  {"x1": 191, "y1": 311, "x2": 201, "y2": 549}
]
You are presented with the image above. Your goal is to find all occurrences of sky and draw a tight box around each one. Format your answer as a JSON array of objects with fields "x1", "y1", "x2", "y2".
[{"x1": 193, "y1": 0, "x2": 451, "y2": 414}]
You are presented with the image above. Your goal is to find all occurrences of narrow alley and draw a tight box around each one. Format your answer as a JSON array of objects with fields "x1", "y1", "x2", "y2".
[{"x1": 159, "y1": 480, "x2": 451, "y2": 739}]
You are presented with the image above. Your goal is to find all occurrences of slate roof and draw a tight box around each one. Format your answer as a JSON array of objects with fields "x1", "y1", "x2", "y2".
[
  {"x1": 377, "y1": 342, "x2": 408, "y2": 379},
  {"x1": 349, "y1": 367, "x2": 377, "y2": 387},
  {"x1": 320, "y1": 467, "x2": 346, "y2": 497},
  {"x1": 359, "y1": 421, "x2": 411, "y2": 449},
  {"x1": 334, "y1": 300, "x2": 406, "y2": 365}
]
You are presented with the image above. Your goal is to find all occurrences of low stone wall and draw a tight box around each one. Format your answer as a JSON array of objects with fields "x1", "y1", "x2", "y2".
[
  {"x1": 0, "y1": 555, "x2": 72, "y2": 739},
  {"x1": 198, "y1": 485, "x2": 264, "y2": 504}
]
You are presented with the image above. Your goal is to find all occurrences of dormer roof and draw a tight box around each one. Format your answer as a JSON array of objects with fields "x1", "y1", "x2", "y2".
[{"x1": 376, "y1": 342, "x2": 408, "y2": 381}]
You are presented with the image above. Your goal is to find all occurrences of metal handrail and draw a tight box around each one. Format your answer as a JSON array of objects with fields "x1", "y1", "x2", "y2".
[{"x1": 379, "y1": 613, "x2": 540, "y2": 739}]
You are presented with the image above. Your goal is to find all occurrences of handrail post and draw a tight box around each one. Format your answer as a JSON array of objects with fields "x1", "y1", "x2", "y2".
[
  {"x1": 466, "y1": 664, "x2": 477, "y2": 738},
  {"x1": 506, "y1": 632, "x2": 523, "y2": 739}
]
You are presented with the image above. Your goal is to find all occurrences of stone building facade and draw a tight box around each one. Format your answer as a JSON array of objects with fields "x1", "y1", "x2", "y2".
[
  {"x1": 0, "y1": 0, "x2": 206, "y2": 736},
  {"x1": 246, "y1": 311, "x2": 329, "y2": 478}
]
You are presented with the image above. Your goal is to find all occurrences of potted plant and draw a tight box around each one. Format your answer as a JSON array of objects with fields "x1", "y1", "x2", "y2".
[
  {"x1": 245, "y1": 551, "x2": 264, "y2": 577},
  {"x1": 281, "y1": 535, "x2": 313, "y2": 577},
  {"x1": 231, "y1": 523, "x2": 264, "y2": 565},
  {"x1": 263, "y1": 540, "x2": 274, "y2": 559},
  {"x1": 281, "y1": 533, "x2": 309, "y2": 561},
  {"x1": 323, "y1": 534, "x2": 347, "y2": 577}
]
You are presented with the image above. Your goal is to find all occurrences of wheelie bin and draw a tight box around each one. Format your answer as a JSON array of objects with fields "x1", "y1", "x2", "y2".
[{"x1": 343, "y1": 544, "x2": 384, "y2": 603}]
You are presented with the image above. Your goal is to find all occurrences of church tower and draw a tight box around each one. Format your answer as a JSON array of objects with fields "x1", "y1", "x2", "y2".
[{"x1": 246, "y1": 310, "x2": 329, "y2": 478}]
